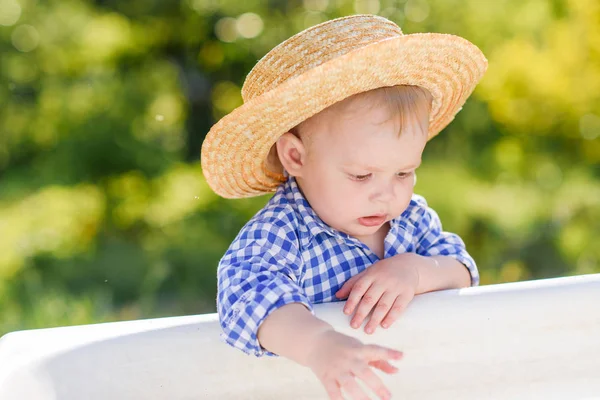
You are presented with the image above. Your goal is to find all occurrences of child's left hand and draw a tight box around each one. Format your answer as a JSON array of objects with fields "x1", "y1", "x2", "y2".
[{"x1": 335, "y1": 253, "x2": 422, "y2": 335}]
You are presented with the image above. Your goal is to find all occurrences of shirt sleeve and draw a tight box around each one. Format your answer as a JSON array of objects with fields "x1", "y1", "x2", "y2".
[
  {"x1": 217, "y1": 219, "x2": 312, "y2": 357},
  {"x1": 409, "y1": 195, "x2": 480, "y2": 287}
]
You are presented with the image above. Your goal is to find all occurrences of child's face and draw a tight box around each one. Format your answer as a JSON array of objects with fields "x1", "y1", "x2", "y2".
[{"x1": 292, "y1": 101, "x2": 428, "y2": 239}]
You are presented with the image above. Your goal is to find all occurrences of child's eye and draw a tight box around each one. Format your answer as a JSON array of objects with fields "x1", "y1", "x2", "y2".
[
  {"x1": 396, "y1": 171, "x2": 413, "y2": 179},
  {"x1": 350, "y1": 173, "x2": 372, "y2": 181}
]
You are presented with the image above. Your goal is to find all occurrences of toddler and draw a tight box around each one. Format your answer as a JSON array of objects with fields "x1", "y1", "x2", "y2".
[{"x1": 201, "y1": 14, "x2": 487, "y2": 400}]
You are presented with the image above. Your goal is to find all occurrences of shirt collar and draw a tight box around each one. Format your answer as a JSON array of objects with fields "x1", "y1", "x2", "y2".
[
  {"x1": 279, "y1": 175, "x2": 415, "y2": 249},
  {"x1": 282, "y1": 176, "x2": 340, "y2": 243}
]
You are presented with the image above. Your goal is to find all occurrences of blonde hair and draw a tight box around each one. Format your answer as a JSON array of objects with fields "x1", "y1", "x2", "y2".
[{"x1": 292, "y1": 85, "x2": 433, "y2": 138}]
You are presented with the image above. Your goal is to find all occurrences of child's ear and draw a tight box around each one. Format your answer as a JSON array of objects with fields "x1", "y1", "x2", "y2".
[{"x1": 276, "y1": 132, "x2": 306, "y2": 177}]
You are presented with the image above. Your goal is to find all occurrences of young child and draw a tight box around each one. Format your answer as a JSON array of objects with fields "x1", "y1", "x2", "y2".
[{"x1": 201, "y1": 14, "x2": 487, "y2": 400}]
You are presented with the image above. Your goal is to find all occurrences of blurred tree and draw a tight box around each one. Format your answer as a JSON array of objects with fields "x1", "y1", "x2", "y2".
[{"x1": 0, "y1": 0, "x2": 598, "y2": 335}]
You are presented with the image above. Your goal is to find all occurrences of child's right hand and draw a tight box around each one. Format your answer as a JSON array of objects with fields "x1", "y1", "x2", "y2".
[{"x1": 305, "y1": 329, "x2": 403, "y2": 400}]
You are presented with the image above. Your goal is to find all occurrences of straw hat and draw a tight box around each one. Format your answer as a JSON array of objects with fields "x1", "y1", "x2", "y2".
[{"x1": 201, "y1": 14, "x2": 487, "y2": 199}]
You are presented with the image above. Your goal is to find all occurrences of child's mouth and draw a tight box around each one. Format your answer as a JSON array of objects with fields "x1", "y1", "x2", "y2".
[{"x1": 358, "y1": 215, "x2": 386, "y2": 227}]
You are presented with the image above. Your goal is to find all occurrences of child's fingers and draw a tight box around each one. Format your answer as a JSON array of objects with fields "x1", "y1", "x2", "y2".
[
  {"x1": 350, "y1": 285, "x2": 385, "y2": 329},
  {"x1": 343, "y1": 278, "x2": 373, "y2": 317},
  {"x1": 368, "y1": 360, "x2": 399, "y2": 374},
  {"x1": 323, "y1": 381, "x2": 344, "y2": 400},
  {"x1": 364, "y1": 292, "x2": 397, "y2": 334},
  {"x1": 380, "y1": 295, "x2": 410, "y2": 329},
  {"x1": 338, "y1": 373, "x2": 370, "y2": 400},
  {"x1": 335, "y1": 273, "x2": 361, "y2": 299},
  {"x1": 363, "y1": 344, "x2": 404, "y2": 362},
  {"x1": 353, "y1": 365, "x2": 392, "y2": 400}
]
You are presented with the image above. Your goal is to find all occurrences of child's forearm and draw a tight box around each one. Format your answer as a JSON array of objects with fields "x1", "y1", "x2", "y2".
[
  {"x1": 257, "y1": 303, "x2": 333, "y2": 366},
  {"x1": 415, "y1": 255, "x2": 472, "y2": 294}
]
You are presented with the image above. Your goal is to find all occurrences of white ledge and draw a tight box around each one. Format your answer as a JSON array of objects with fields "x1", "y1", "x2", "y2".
[{"x1": 1, "y1": 274, "x2": 599, "y2": 399}]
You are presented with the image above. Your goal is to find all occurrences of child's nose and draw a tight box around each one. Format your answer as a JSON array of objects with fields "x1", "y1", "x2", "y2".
[{"x1": 370, "y1": 184, "x2": 395, "y2": 203}]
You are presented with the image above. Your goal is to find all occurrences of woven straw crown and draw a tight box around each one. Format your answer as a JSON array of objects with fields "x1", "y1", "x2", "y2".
[
  {"x1": 241, "y1": 17, "x2": 403, "y2": 102},
  {"x1": 201, "y1": 15, "x2": 488, "y2": 199}
]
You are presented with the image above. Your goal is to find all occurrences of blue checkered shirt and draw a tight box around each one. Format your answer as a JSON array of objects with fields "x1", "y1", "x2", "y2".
[{"x1": 217, "y1": 176, "x2": 478, "y2": 356}]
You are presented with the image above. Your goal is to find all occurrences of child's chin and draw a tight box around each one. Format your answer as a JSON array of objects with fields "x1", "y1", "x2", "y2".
[{"x1": 347, "y1": 223, "x2": 381, "y2": 236}]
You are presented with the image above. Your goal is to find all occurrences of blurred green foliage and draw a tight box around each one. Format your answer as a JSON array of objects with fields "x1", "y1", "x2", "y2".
[{"x1": 0, "y1": 0, "x2": 598, "y2": 336}]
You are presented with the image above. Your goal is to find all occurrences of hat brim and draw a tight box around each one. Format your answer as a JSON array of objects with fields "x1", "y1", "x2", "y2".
[{"x1": 201, "y1": 33, "x2": 487, "y2": 198}]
